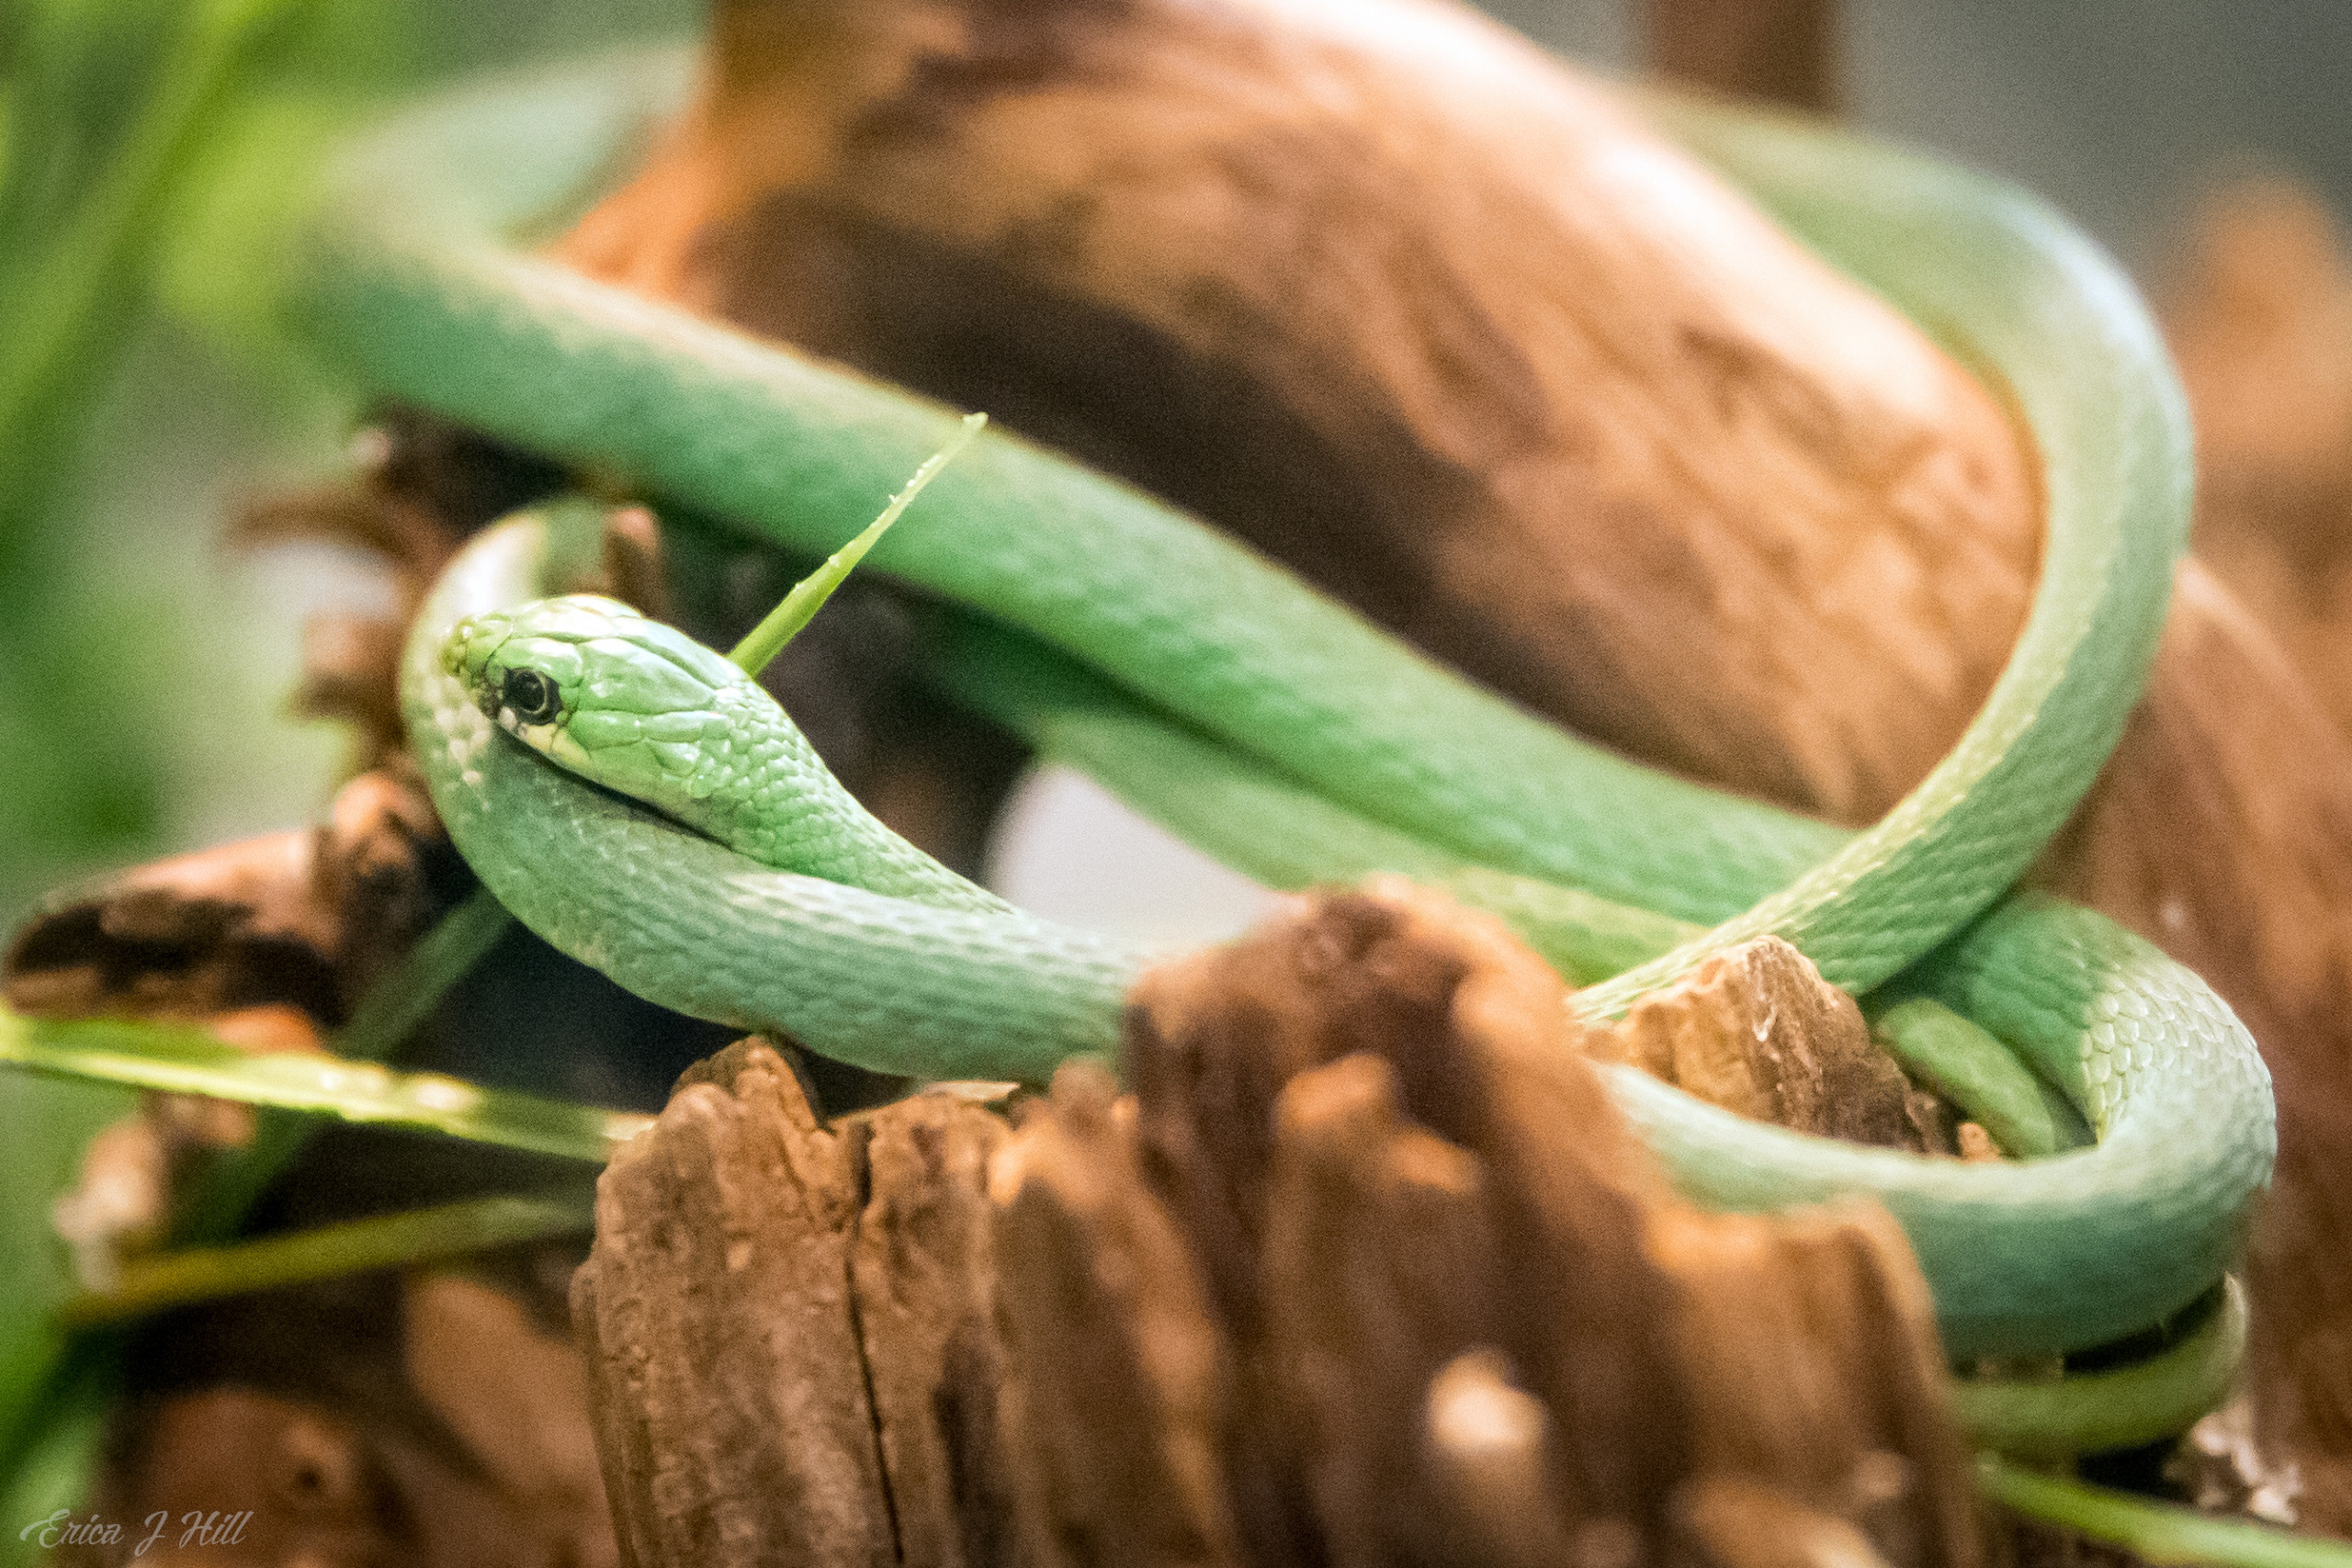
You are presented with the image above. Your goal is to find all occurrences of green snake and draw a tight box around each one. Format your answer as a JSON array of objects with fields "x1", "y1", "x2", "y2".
[{"x1": 280, "y1": 51, "x2": 2271, "y2": 1448}]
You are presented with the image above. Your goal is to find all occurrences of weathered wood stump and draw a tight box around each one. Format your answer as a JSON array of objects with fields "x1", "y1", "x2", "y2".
[
  {"x1": 574, "y1": 886, "x2": 1983, "y2": 1568},
  {"x1": 16, "y1": 0, "x2": 2352, "y2": 1556}
]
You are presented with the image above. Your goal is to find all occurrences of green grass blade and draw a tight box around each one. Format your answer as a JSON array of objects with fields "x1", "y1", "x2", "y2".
[
  {"x1": 729, "y1": 410, "x2": 988, "y2": 675},
  {"x1": 334, "y1": 886, "x2": 514, "y2": 1064},
  {"x1": 0, "y1": 1004, "x2": 649, "y2": 1162},
  {"x1": 1979, "y1": 1455, "x2": 2352, "y2": 1566},
  {"x1": 61, "y1": 1192, "x2": 593, "y2": 1328},
  {"x1": 0, "y1": 1341, "x2": 114, "y2": 1568}
]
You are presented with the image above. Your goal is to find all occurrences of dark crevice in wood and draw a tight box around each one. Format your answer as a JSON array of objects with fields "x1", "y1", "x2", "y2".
[{"x1": 846, "y1": 1117, "x2": 914, "y2": 1566}]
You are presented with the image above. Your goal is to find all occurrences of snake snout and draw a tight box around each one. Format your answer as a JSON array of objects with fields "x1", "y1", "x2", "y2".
[{"x1": 437, "y1": 637, "x2": 503, "y2": 721}]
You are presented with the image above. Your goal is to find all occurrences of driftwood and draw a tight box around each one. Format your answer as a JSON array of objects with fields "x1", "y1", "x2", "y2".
[
  {"x1": 574, "y1": 1041, "x2": 899, "y2": 1564},
  {"x1": 1600, "y1": 935, "x2": 1932, "y2": 1150},
  {"x1": 4, "y1": 765, "x2": 445, "y2": 1030},
  {"x1": 14, "y1": 0, "x2": 2346, "y2": 1558},
  {"x1": 575, "y1": 885, "x2": 1983, "y2": 1568},
  {"x1": 557, "y1": 0, "x2": 2038, "y2": 830},
  {"x1": 548, "y1": 0, "x2": 2352, "y2": 1530}
]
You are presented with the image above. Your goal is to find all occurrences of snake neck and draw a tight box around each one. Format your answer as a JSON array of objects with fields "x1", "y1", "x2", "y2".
[{"x1": 662, "y1": 682, "x2": 1010, "y2": 915}]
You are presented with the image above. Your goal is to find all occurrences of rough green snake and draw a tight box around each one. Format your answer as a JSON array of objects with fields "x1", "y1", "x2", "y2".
[{"x1": 276, "y1": 51, "x2": 2272, "y2": 1450}]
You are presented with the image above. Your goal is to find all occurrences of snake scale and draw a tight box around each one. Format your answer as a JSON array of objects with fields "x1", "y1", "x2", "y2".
[{"x1": 273, "y1": 49, "x2": 2272, "y2": 1447}]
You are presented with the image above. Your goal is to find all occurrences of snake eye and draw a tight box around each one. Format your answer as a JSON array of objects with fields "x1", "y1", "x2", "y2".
[{"x1": 501, "y1": 667, "x2": 561, "y2": 725}]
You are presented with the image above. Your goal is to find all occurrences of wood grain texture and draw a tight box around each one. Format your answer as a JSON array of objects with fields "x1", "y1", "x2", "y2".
[
  {"x1": 850, "y1": 1093, "x2": 1023, "y2": 1568},
  {"x1": 1105, "y1": 883, "x2": 1979, "y2": 1565},
  {"x1": 572, "y1": 1040, "x2": 896, "y2": 1566},
  {"x1": 990, "y1": 1065, "x2": 1245, "y2": 1568},
  {"x1": 555, "y1": 0, "x2": 2040, "y2": 828},
  {"x1": 1603, "y1": 934, "x2": 1923, "y2": 1148},
  {"x1": 570, "y1": 888, "x2": 1981, "y2": 1563},
  {"x1": 548, "y1": 3, "x2": 2352, "y2": 1523}
]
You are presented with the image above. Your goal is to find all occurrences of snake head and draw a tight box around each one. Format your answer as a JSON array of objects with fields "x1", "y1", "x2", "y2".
[{"x1": 440, "y1": 595, "x2": 746, "y2": 805}]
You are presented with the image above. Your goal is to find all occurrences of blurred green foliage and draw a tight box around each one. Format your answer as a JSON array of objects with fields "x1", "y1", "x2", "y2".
[
  {"x1": 0, "y1": 0, "x2": 700, "y2": 923},
  {"x1": 0, "y1": 0, "x2": 697, "y2": 1532}
]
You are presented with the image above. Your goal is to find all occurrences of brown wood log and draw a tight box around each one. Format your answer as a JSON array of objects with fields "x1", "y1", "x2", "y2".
[
  {"x1": 556, "y1": 0, "x2": 2039, "y2": 830},
  {"x1": 548, "y1": 0, "x2": 2352, "y2": 1529},
  {"x1": 572, "y1": 885, "x2": 1983, "y2": 1565},
  {"x1": 28, "y1": 0, "x2": 2350, "y2": 1552},
  {"x1": 850, "y1": 1091, "x2": 1023, "y2": 1568},
  {"x1": 1261, "y1": 1053, "x2": 1506, "y2": 1566},
  {"x1": 573, "y1": 1040, "x2": 895, "y2": 1565},
  {"x1": 991, "y1": 1064, "x2": 1244, "y2": 1568}
]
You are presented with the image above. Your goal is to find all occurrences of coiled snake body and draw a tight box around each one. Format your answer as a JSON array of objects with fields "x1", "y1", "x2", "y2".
[{"x1": 280, "y1": 51, "x2": 2272, "y2": 1446}]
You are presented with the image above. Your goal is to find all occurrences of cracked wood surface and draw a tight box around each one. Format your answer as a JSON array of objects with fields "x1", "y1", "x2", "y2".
[
  {"x1": 576, "y1": 886, "x2": 1981, "y2": 1567},
  {"x1": 17, "y1": 0, "x2": 2352, "y2": 1553},
  {"x1": 546, "y1": 0, "x2": 2352, "y2": 1528}
]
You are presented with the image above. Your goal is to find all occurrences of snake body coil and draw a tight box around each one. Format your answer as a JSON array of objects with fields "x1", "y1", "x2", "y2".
[{"x1": 282, "y1": 51, "x2": 2272, "y2": 1438}]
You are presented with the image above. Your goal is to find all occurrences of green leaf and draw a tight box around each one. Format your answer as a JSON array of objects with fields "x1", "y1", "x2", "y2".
[
  {"x1": 0, "y1": 1004, "x2": 650, "y2": 1163},
  {"x1": 729, "y1": 412, "x2": 989, "y2": 676},
  {"x1": 62, "y1": 1193, "x2": 594, "y2": 1328},
  {"x1": 1979, "y1": 1454, "x2": 2352, "y2": 1566}
]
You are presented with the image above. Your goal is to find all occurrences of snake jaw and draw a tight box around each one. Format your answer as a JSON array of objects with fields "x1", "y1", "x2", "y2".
[{"x1": 503, "y1": 712, "x2": 597, "y2": 778}]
